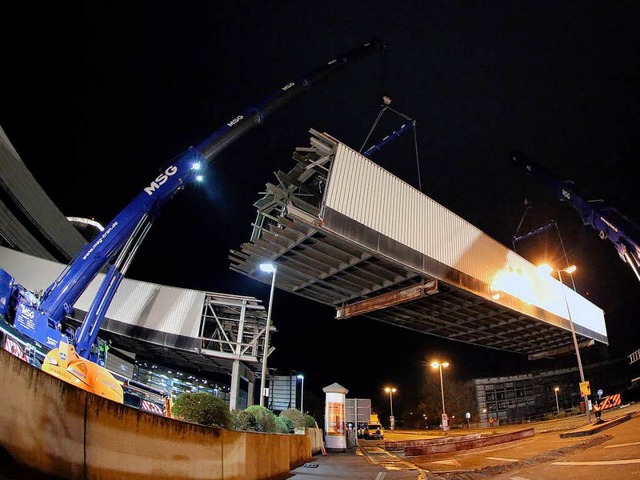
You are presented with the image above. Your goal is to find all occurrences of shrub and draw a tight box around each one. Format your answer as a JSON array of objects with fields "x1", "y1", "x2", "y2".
[
  {"x1": 275, "y1": 416, "x2": 290, "y2": 433},
  {"x1": 304, "y1": 414, "x2": 317, "y2": 428},
  {"x1": 230, "y1": 409, "x2": 257, "y2": 431},
  {"x1": 172, "y1": 393, "x2": 230, "y2": 428},
  {"x1": 279, "y1": 415, "x2": 294, "y2": 433},
  {"x1": 245, "y1": 405, "x2": 277, "y2": 432},
  {"x1": 279, "y1": 408, "x2": 306, "y2": 430}
]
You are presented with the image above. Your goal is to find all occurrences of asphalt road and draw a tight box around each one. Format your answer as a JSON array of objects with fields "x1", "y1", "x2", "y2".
[
  {"x1": 358, "y1": 403, "x2": 640, "y2": 479},
  {"x1": 487, "y1": 414, "x2": 640, "y2": 480}
]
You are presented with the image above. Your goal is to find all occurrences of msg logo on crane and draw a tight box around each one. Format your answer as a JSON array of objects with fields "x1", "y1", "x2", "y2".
[
  {"x1": 145, "y1": 166, "x2": 178, "y2": 195},
  {"x1": 227, "y1": 115, "x2": 243, "y2": 127}
]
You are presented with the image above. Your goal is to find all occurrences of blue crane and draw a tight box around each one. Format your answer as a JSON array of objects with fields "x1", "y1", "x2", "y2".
[
  {"x1": 511, "y1": 152, "x2": 640, "y2": 282},
  {"x1": 0, "y1": 38, "x2": 386, "y2": 401}
]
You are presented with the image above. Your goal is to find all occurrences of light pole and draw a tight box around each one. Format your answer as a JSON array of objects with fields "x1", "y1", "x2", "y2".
[
  {"x1": 554, "y1": 387, "x2": 560, "y2": 413},
  {"x1": 297, "y1": 374, "x2": 305, "y2": 413},
  {"x1": 431, "y1": 361, "x2": 449, "y2": 431},
  {"x1": 384, "y1": 386, "x2": 397, "y2": 430},
  {"x1": 539, "y1": 264, "x2": 591, "y2": 423},
  {"x1": 259, "y1": 262, "x2": 277, "y2": 407}
]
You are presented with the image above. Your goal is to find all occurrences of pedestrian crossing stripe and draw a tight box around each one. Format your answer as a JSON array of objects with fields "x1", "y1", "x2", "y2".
[{"x1": 593, "y1": 393, "x2": 621, "y2": 411}]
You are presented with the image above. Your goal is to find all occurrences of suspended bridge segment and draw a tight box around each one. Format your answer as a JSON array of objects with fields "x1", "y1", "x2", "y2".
[{"x1": 230, "y1": 129, "x2": 607, "y2": 358}]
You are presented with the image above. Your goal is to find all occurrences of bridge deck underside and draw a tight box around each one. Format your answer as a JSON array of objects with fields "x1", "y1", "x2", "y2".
[
  {"x1": 230, "y1": 131, "x2": 597, "y2": 358},
  {"x1": 231, "y1": 214, "x2": 580, "y2": 357}
]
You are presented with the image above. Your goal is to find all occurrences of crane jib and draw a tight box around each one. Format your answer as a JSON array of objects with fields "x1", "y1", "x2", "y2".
[
  {"x1": 16, "y1": 37, "x2": 387, "y2": 358},
  {"x1": 512, "y1": 151, "x2": 640, "y2": 283}
]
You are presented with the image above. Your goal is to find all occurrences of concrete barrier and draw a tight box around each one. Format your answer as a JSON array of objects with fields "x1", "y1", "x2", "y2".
[
  {"x1": 405, "y1": 428, "x2": 534, "y2": 456},
  {"x1": 386, "y1": 433, "x2": 481, "y2": 451},
  {"x1": 0, "y1": 348, "x2": 313, "y2": 479}
]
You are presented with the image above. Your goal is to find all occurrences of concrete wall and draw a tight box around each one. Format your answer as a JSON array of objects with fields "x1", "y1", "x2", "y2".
[{"x1": 0, "y1": 348, "x2": 313, "y2": 479}]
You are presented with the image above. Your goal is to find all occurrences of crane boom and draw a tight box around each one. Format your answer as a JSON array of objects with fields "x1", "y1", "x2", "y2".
[
  {"x1": 3, "y1": 38, "x2": 386, "y2": 401},
  {"x1": 511, "y1": 151, "x2": 640, "y2": 282}
]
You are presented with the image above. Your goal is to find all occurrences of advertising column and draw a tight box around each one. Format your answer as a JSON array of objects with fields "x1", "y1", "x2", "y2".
[{"x1": 323, "y1": 382, "x2": 348, "y2": 451}]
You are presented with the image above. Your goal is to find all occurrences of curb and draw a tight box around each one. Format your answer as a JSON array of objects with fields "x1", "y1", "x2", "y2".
[{"x1": 559, "y1": 413, "x2": 631, "y2": 438}]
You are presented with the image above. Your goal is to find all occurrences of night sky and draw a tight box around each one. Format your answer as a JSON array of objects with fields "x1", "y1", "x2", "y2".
[{"x1": 3, "y1": 2, "x2": 640, "y2": 415}]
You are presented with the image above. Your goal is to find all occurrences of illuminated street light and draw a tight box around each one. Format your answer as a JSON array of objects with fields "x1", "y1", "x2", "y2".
[
  {"x1": 297, "y1": 374, "x2": 305, "y2": 413},
  {"x1": 538, "y1": 263, "x2": 590, "y2": 423},
  {"x1": 554, "y1": 387, "x2": 560, "y2": 413},
  {"x1": 431, "y1": 361, "x2": 450, "y2": 431},
  {"x1": 384, "y1": 386, "x2": 397, "y2": 430},
  {"x1": 259, "y1": 262, "x2": 277, "y2": 407}
]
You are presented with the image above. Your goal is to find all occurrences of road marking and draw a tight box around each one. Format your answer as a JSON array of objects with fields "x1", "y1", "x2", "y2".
[
  {"x1": 460, "y1": 439, "x2": 534, "y2": 456},
  {"x1": 359, "y1": 446, "x2": 419, "y2": 471},
  {"x1": 487, "y1": 457, "x2": 520, "y2": 462},
  {"x1": 604, "y1": 441, "x2": 640, "y2": 449},
  {"x1": 553, "y1": 459, "x2": 640, "y2": 466},
  {"x1": 430, "y1": 459, "x2": 461, "y2": 466},
  {"x1": 375, "y1": 473, "x2": 386, "y2": 480}
]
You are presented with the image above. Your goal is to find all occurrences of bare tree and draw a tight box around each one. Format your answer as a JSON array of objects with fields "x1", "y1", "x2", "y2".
[{"x1": 419, "y1": 374, "x2": 477, "y2": 427}]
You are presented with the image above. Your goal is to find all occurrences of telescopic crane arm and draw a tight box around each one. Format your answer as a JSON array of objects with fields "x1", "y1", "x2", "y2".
[
  {"x1": 11, "y1": 38, "x2": 387, "y2": 357},
  {"x1": 511, "y1": 152, "x2": 640, "y2": 282}
]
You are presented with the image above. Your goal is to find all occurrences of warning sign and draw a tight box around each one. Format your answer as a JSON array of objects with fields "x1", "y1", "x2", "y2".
[
  {"x1": 579, "y1": 381, "x2": 591, "y2": 396},
  {"x1": 594, "y1": 393, "x2": 622, "y2": 411}
]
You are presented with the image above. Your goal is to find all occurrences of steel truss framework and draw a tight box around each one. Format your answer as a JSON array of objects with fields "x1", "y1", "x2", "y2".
[{"x1": 199, "y1": 292, "x2": 271, "y2": 364}]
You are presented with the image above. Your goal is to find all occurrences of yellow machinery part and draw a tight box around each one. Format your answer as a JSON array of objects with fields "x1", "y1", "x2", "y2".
[{"x1": 42, "y1": 342, "x2": 124, "y2": 403}]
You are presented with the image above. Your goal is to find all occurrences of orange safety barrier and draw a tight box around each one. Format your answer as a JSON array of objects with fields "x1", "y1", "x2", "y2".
[{"x1": 593, "y1": 393, "x2": 621, "y2": 411}]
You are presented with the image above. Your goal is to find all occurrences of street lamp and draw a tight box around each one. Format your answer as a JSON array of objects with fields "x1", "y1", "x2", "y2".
[
  {"x1": 259, "y1": 262, "x2": 277, "y2": 407},
  {"x1": 554, "y1": 387, "x2": 560, "y2": 413},
  {"x1": 297, "y1": 374, "x2": 305, "y2": 413},
  {"x1": 431, "y1": 361, "x2": 449, "y2": 431},
  {"x1": 538, "y1": 264, "x2": 591, "y2": 423},
  {"x1": 384, "y1": 386, "x2": 397, "y2": 430}
]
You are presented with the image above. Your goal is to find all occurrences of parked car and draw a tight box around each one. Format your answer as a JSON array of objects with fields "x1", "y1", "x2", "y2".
[{"x1": 364, "y1": 423, "x2": 384, "y2": 439}]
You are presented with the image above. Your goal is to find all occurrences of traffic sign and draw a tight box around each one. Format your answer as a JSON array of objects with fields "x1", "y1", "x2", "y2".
[{"x1": 579, "y1": 381, "x2": 591, "y2": 396}]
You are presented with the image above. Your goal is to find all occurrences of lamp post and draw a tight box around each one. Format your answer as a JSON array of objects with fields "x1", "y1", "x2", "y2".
[
  {"x1": 431, "y1": 361, "x2": 449, "y2": 431},
  {"x1": 539, "y1": 264, "x2": 591, "y2": 423},
  {"x1": 384, "y1": 386, "x2": 397, "y2": 430},
  {"x1": 297, "y1": 374, "x2": 305, "y2": 413},
  {"x1": 259, "y1": 263, "x2": 277, "y2": 407},
  {"x1": 554, "y1": 387, "x2": 560, "y2": 413}
]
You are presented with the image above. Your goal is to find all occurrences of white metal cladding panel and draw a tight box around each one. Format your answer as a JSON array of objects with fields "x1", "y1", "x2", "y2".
[
  {"x1": 1, "y1": 247, "x2": 63, "y2": 291},
  {"x1": 0, "y1": 247, "x2": 205, "y2": 338},
  {"x1": 80, "y1": 276, "x2": 205, "y2": 338},
  {"x1": 324, "y1": 144, "x2": 606, "y2": 337},
  {"x1": 325, "y1": 144, "x2": 504, "y2": 277}
]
